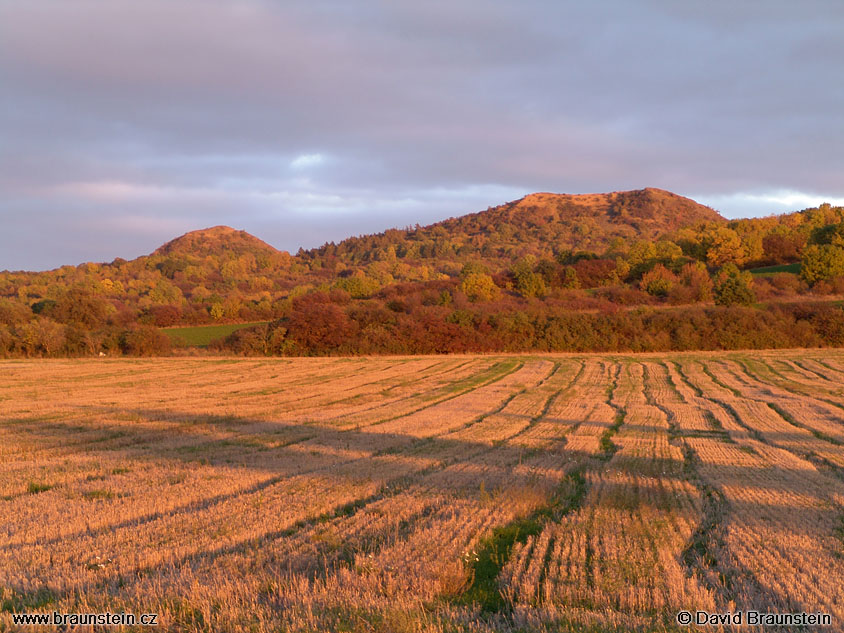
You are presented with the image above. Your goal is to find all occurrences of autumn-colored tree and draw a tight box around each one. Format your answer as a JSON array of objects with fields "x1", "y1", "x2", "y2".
[
  {"x1": 48, "y1": 290, "x2": 112, "y2": 329},
  {"x1": 286, "y1": 294, "x2": 356, "y2": 352},
  {"x1": 702, "y1": 226, "x2": 746, "y2": 267},
  {"x1": 677, "y1": 262, "x2": 713, "y2": 302},
  {"x1": 459, "y1": 273, "x2": 499, "y2": 302},
  {"x1": 0, "y1": 298, "x2": 31, "y2": 326},
  {"x1": 19, "y1": 318, "x2": 66, "y2": 357},
  {"x1": 640, "y1": 264, "x2": 677, "y2": 297},
  {"x1": 561, "y1": 266, "x2": 580, "y2": 289},
  {"x1": 121, "y1": 325, "x2": 172, "y2": 356},
  {"x1": 145, "y1": 304, "x2": 182, "y2": 327},
  {"x1": 572, "y1": 259, "x2": 617, "y2": 288},
  {"x1": 762, "y1": 232, "x2": 805, "y2": 264}
]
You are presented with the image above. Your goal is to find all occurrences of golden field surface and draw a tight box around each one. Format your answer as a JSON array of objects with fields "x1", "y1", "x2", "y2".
[{"x1": 2, "y1": 353, "x2": 844, "y2": 632}]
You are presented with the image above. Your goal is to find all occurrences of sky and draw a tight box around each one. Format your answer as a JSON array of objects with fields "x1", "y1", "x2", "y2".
[{"x1": 2, "y1": 1, "x2": 843, "y2": 271}]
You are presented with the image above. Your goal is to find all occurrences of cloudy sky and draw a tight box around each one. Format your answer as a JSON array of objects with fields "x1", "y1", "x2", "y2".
[{"x1": 2, "y1": 1, "x2": 843, "y2": 270}]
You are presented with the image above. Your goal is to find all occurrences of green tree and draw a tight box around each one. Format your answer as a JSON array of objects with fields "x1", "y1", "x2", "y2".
[
  {"x1": 335, "y1": 271, "x2": 380, "y2": 298},
  {"x1": 627, "y1": 241, "x2": 657, "y2": 268},
  {"x1": 459, "y1": 261, "x2": 488, "y2": 279},
  {"x1": 149, "y1": 279, "x2": 184, "y2": 304},
  {"x1": 713, "y1": 264, "x2": 755, "y2": 306},
  {"x1": 515, "y1": 271, "x2": 546, "y2": 298},
  {"x1": 800, "y1": 244, "x2": 844, "y2": 285},
  {"x1": 561, "y1": 266, "x2": 580, "y2": 289}
]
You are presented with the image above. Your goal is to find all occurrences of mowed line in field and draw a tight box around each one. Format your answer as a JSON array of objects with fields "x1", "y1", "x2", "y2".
[
  {"x1": 736, "y1": 357, "x2": 844, "y2": 424},
  {"x1": 0, "y1": 360, "x2": 522, "y2": 553},
  {"x1": 0, "y1": 358, "x2": 465, "y2": 531}
]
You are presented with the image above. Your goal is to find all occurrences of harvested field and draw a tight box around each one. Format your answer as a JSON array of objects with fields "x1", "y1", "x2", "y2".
[{"x1": 2, "y1": 352, "x2": 844, "y2": 632}]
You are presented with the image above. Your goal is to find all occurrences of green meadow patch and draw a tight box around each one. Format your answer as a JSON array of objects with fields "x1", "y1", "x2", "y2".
[
  {"x1": 749, "y1": 262, "x2": 800, "y2": 276},
  {"x1": 162, "y1": 322, "x2": 269, "y2": 347}
]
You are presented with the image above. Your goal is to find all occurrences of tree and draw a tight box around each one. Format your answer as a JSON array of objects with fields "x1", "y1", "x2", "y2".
[
  {"x1": 460, "y1": 273, "x2": 499, "y2": 302},
  {"x1": 515, "y1": 271, "x2": 546, "y2": 298},
  {"x1": 209, "y1": 303, "x2": 225, "y2": 320},
  {"x1": 678, "y1": 262, "x2": 713, "y2": 302},
  {"x1": 640, "y1": 264, "x2": 676, "y2": 297},
  {"x1": 286, "y1": 295, "x2": 356, "y2": 352},
  {"x1": 809, "y1": 222, "x2": 844, "y2": 248},
  {"x1": 0, "y1": 299, "x2": 31, "y2": 326},
  {"x1": 713, "y1": 264, "x2": 755, "y2": 306},
  {"x1": 561, "y1": 266, "x2": 580, "y2": 289},
  {"x1": 148, "y1": 279, "x2": 184, "y2": 304},
  {"x1": 48, "y1": 290, "x2": 111, "y2": 328},
  {"x1": 146, "y1": 304, "x2": 182, "y2": 327},
  {"x1": 19, "y1": 318, "x2": 66, "y2": 357},
  {"x1": 335, "y1": 271, "x2": 380, "y2": 298},
  {"x1": 627, "y1": 241, "x2": 658, "y2": 268},
  {"x1": 459, "y1": 261, "x2": 488, "y2": 279},
  {"x1": 122, "y1": 326, "x2": 172, "y2": 356},
  {"x1": 800, "y1": 244, "x2": 844, "y2": 285},
  {"x1": 762, "y1": 231, "x2": 805, "y2": 264},
  {"x1": 0, "y1": 324, "x2": 13, "y2": 357},
  {"x1": 703, "y1": 226, "x2": 746, "y2": 267}
]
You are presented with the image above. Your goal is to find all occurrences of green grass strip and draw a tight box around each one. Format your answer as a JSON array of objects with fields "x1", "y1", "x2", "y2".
[
  {"x1": 162, "y1": 322, "x2": 269, "y2": 347},
  {"x1": 456, "y1": 469, "x2": 587, "y2": 613}
]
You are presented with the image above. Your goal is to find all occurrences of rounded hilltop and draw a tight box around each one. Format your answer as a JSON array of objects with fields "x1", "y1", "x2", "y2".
[
  {"x1": 423, "y1": 187, "x2": 726, "y2": 254},
  {"x1": 154, "y1": 226, "x2": 282, "y2": 259},
  {"x1": 506, "y1": 188, "x2": 725, "y2": 234}
]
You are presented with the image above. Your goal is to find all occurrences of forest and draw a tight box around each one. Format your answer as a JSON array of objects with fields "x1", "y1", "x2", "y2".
[{"x1": 1, "y1": 188, "x2": 844, "y2": 357}]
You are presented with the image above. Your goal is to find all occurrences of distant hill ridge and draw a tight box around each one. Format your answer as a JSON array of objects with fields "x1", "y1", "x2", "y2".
[
  {"x1": 308, "y1": 187, "x2": 726, "y2": 265},
  {"x1": 439, "y1": 187, "x2": 723, "y2": 238},
  {"x1": 8, "y1": 187, "x2": 727, "y2": 272}
]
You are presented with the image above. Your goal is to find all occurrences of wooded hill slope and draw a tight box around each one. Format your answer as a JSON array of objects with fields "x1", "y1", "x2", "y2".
[{"x1": 307, "y1": 188, "x2": 725, "y2": 266}]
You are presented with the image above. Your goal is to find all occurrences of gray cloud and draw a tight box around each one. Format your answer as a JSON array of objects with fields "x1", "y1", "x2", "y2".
[{"x1": 1, "y1": 0, "x2": 842, "y2": 270}]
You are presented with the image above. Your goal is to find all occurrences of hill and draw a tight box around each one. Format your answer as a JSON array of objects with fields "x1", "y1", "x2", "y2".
[
  {"x1": 154, "y1": 225, "x2": 281, "y2": 260},
  {"x1": 308, "y1": 188, "x2": 725, "y2": 266}
]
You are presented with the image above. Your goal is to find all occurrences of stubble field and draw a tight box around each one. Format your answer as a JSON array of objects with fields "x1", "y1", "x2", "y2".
[{"x1": 1, "y1": 352, "x2": 844, "y2": 632}]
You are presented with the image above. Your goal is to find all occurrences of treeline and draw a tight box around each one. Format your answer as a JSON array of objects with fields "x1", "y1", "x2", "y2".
[
  {"x1": 215, "y1": 290, "x2": 844, "y2": 355},
  {"x1": 0, "y1": 295, "x2": 171, "y2": 358}
]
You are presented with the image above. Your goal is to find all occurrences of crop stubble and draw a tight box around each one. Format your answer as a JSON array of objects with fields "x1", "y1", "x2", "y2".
[{"x1": 1, "y1": 352, "x2": 843, "y2": 632}]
